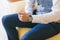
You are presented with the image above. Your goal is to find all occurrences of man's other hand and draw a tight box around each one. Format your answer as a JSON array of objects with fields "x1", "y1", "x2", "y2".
[{"x1": 18, "y1": 12, "x2": 30, "y2": 22}]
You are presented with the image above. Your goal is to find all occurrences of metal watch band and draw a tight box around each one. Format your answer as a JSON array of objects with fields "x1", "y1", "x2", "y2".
[{"x1": 28, "y1": 15, "x2": 33, "y2": 22}]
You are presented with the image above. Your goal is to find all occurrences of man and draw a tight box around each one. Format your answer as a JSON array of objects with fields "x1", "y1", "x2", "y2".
[{"x1": 2, "y1": 0, "x2": 60, "y2": 40}]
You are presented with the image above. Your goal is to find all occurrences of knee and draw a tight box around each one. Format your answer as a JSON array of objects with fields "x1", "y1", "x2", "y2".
[
  {"x1": 2, "y1": 15, "x2": 10, "y2": 24},
  {"x1": 21, "y1": 35, "x2": 30, "y2": 40},
  {"x1": 21, "y1": 34, "x2": 35, "y2": 40}
]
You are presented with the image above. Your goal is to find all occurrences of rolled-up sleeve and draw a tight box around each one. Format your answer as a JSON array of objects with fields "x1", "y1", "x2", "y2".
[
  {"x1": 25, "y1": 0, "x2": 35, "y2": 15},
  {"x1": 32, "y1": 0, "x2": 60, "y2": 24}
]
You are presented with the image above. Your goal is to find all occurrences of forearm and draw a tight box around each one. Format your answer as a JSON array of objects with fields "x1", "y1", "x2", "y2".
[
  {"x1": 32, "y1": 11, "x2": 60, "y2": 24},
  {"x1": 31, "y1": 0, "x2": 60, "y2": 24}
]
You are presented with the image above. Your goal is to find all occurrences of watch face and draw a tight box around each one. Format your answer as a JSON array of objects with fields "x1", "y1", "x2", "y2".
[{"x1": 29, "y1": 15, "x2": 32, "y2": 22}]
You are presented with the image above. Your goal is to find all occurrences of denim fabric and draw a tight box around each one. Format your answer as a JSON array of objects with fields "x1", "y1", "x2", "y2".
[{"x1": 2, "y1": 14, "x2": 60, "y2": 40}]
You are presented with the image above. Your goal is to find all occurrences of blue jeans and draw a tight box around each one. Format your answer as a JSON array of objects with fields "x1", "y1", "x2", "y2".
[{"x1": 2, "y1": 13, "x2": 60, "y2": 40}]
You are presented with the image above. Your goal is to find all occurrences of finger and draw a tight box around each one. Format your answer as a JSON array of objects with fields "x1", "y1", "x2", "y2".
[
  {"x1": 20, "y1": 16, "x2": 23, "y2": 20},
  {"x1": 20, "y1": 13, "x2": 25, "y2": 15},
  {"x1": 18, "y1": 12, "x2": 24, "y2": 15},
  {"x1": 20, "y1": 15, "x2": 23, "y2": 17}
]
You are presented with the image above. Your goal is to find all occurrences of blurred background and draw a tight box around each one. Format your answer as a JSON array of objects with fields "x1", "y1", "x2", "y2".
[
  {"x1": 0, "y1": 0, "x2": 10, "y2": 40},
  {"x1": 0, "y1": 0, "x2": 19, "y2": 40}
]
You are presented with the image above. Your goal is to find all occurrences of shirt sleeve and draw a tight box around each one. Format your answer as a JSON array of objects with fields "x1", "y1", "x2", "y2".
[
  {"x1": 32, "y1": 0, "x2": 60, "y2": 24},
  {"x1": 25, "y1": 0, "x2": 35, "y2": 15}
]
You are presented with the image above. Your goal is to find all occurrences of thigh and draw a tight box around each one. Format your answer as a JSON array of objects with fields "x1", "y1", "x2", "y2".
[
  {"x1": 50, "y1": 23, "x2": 60, "y2": 32},
  {"x1": 2, "y1": 13, "x2": 36, "y2": 28},
  {"x1": 21, "y1": 23, "x2": 58, "y2": 40},
  {"x1": 55, "y1": 23, "x2": 60, "y2": 32}
]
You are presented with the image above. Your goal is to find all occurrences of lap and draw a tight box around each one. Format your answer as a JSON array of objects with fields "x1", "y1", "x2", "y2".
[
  {"x1": 21, "y1": 23, "x2": 59, "y2": 40},
  {"x1": 2, "y1": 14, "x2": 36, "y2": 28}
]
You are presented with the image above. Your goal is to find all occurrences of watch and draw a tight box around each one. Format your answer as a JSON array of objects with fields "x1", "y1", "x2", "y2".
[{"x1": 28, "y1": 15, "x2": 33, "y2": 22}]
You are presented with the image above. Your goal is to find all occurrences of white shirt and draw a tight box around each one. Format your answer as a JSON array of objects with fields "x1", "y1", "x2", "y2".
[{"x1": 25, "y1": 0, "x2": 60, "y2": 24}]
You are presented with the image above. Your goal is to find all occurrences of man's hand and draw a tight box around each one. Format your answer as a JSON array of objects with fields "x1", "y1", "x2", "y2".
[{"x1": 18, "y1": 12, "x2": 30, "y2": 22}]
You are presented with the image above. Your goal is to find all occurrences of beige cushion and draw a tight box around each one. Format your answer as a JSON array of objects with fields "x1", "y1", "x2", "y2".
[{"x1": 17, "y1": 28, "x2": 31, "y2": 39}]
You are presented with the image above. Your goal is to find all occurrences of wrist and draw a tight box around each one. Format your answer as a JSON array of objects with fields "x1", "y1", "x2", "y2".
[{"x1": 28, "y1": 15, "x2": 33, "y2": 22}]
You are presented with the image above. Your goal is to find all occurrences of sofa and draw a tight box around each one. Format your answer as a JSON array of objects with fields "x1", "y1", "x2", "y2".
[{"x1": 8, "y1": 0, "x2": 60, "y2": 40}]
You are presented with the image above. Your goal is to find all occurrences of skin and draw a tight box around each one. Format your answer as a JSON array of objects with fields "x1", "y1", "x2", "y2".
[{"x1": 18, "y1": 12, "x2": 30, "y2": 22}]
